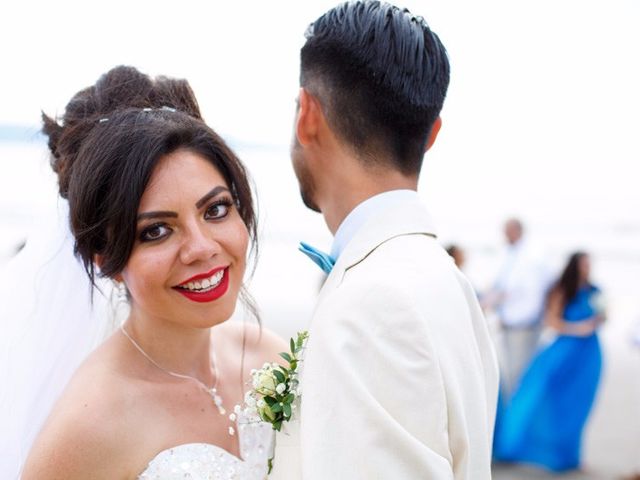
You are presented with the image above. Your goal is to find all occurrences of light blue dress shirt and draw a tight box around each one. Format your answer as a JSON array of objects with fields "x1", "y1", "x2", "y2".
[{"x1": 330, "y1": 189, "x2": 420, "y2": 260}]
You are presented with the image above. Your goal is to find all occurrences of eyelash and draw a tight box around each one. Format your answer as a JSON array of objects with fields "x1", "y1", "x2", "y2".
[
  {"x1": 138, "y1": 197, "x2": 235, "y2": 243},
  {"x1": 205, "y1": 197, "x2": 234, "y2": 220},
  {"x1": 139, "y1": 223, "x2": 171, "y2": 243}
]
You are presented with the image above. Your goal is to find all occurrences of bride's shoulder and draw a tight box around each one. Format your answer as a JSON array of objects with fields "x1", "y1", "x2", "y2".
[
  {"x1": 215, "y1": 321, "x2": 287, "y2": 364},
  {"x1": 22, "y1": 336, "x2": 144, "y2": 479}
]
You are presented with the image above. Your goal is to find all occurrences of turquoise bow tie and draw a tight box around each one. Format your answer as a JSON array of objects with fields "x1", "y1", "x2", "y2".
[{"x1": 299, "y1": 242, "x2": 335, "y2": 274}]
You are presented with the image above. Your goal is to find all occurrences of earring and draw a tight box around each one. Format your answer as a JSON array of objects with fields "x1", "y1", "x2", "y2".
[{"x1": 116, "y1": 281, "x2": 128, "y2": 303}]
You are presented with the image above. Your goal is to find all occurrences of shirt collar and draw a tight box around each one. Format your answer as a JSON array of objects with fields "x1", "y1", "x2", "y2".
[{"x1": 330, "y1": 189, "x2": 419, "y2": 260}]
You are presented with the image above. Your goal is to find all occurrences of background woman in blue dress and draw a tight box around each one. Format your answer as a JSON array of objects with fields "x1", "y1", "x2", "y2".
[{"x1": 494, "y1": 251, "x2": 605, "y2": 471}]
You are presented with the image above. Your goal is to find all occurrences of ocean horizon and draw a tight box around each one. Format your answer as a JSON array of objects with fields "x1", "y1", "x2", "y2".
[{"x1": 1, "y1": 134, "x2": 639, "y2": 339}]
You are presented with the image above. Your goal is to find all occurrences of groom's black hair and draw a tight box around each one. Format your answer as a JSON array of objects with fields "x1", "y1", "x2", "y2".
[{"x1": 300, "y1": 1, "x2": 450, "y2": 175}]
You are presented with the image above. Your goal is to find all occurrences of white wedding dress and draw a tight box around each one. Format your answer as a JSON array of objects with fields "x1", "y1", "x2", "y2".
[{"x1": 138, "y1": 421, "x2": 273, "y2": 480}]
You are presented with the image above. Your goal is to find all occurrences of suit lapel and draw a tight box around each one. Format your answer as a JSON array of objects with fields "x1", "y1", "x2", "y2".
[{"x1": 314, "y1": 196, "x2": 437, "y2": 307}]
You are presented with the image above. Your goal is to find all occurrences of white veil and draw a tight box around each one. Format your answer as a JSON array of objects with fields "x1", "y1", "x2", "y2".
[{"x1": 0, "y1": 197, "x2": 118, "y2": 479}]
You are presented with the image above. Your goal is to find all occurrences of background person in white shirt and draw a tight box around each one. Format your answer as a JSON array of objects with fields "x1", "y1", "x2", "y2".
[{"x1": 482, "y1": 218, "x2": 552, "y2": 398}]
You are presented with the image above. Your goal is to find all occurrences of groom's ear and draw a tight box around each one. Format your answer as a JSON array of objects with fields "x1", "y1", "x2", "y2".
[
  {"x1": 425, "y1": 116, "x2": 442, "y2": 152},
  {"x1": 295, "y1": 88, "x2": 322, "y2": 147}
]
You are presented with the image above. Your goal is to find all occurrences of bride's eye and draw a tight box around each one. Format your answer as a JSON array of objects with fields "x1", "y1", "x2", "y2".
[
  {"x1": 205, "y1": 199, "x2": 232, "y2": 220},
  {"x1": 139, "y1": 223, "x2": 171, "y2": 242}
]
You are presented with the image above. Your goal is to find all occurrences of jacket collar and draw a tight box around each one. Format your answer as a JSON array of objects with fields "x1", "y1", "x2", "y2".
[{"x1": 320, "y1": 195, "x2": 437, "y2": 295}]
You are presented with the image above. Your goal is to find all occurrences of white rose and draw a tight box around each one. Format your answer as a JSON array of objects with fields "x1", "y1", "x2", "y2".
[{"x1": 254, "y1": 370, "x2": 277, "y2": 395}]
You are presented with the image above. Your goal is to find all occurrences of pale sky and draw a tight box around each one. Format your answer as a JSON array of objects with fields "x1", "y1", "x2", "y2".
[
  {"x1": 1, "y1": 0, "x2": 639, "y2": 332},
  {"x1": 2, "y1": 0, "x2": 639, "y2": 235}
]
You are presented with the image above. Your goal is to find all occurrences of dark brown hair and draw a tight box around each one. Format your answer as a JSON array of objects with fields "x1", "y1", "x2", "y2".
[
  {"x1": 301, "y1": 1, "x2": 450, "y2": 175},
  {"x1": 550, "y1": 251, "x2": 589, "y2": 308},
  {"x1": 42, "y1": 66, "x2": 258, "y2": 311}
]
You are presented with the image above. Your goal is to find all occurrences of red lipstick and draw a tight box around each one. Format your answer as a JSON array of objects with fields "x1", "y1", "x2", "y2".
[{"x1": 173, "y1": 266, "x2": 230, "y2": 303}]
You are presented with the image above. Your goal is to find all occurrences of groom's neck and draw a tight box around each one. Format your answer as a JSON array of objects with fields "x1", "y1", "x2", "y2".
[{"x1": 318, "y1": 157, "x2": 418, "y2": 235}]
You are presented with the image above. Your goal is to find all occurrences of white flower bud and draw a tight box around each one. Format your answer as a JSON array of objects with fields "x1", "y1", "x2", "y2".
[
  {"x1": 245, "y1": 391, "x2": 256, "y2": 403},
  {"x1": 276, "y1": 383, "x2": 286, "y2": 395}
]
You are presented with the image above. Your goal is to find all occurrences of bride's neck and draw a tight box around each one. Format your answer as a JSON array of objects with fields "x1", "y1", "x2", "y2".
[{"x1": 123, "y1": 310, "x2": 216, "y2": 383}]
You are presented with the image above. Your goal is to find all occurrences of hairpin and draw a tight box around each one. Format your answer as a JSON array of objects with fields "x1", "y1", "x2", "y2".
[{"x1": 97, "y1": 106, "x2": 178, "y2": 124}]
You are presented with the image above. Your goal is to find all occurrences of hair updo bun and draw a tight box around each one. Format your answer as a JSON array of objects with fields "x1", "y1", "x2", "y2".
[
  {"x1": 39, "y1": 65, "x2": 257, "y2": 309},
  {"x1": 42, "y1": 65, "x2": 203, "y2": 198}
]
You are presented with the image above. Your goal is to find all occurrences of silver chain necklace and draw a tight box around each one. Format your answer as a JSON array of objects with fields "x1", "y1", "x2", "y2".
[{"x1": 120, "y1": 325, "x2": 235, "y2": 435}]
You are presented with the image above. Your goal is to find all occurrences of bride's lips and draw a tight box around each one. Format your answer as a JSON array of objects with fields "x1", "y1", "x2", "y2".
[{"x1": 173, "y1": 266, "x2": 230, "y2": 303}]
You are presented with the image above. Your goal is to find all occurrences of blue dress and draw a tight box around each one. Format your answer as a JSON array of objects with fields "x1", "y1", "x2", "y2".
[{"x1": 493, "y1": 285, "x2": 603, "y2": 471}]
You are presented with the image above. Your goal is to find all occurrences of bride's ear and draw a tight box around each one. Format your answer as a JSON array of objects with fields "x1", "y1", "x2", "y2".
[{"x1": 94, "y1": 255, "x2": 123, "y2": 282}]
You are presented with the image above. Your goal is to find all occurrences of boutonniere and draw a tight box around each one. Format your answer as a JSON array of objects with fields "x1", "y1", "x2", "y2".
[{"x1": 236, "y1": 331, "x2": 309, "y2": 473}]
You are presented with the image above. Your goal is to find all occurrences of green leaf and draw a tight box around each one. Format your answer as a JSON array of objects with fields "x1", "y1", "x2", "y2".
[
  {"x1": 283, "y1": 403, "x2": 292, "y2": 418},
  {"x1": 290, "y1": 338, "x2": 295, "y2": 354},
  {"x1": 262, "y1": 404, "x2": 276, "y2": 422},
  {"x1": 290, "y1": 360, "x2": 297, "y2": 371},
  {"x1": 279, "y1": 352, "x2": 293, "y2": 363},
  {"x1": 271, "y1": 402, "x2": 283, "y2": 413},
  {"x1": 274, "y1": 420, "x2": 283, "y2": 431},
  {"x1": 264, "y1": 396, "x2": 276, "y2": 406},
  {"x1": 296, "y1": 331, "x2": 308, "y2": 350},
  {"x1": 283, "y1": 393, "x2": 295, "y2": 404},
  {"x1": 273, "y1": 369, "x2": 286, "y2": 384}
]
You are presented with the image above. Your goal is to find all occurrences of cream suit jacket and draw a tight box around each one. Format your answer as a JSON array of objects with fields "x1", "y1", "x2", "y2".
[{"x1": 271, "y1": 197, "x2": 499, "y2": 479}]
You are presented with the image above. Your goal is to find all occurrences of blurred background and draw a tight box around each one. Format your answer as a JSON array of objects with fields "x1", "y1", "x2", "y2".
[{"x1": 1, "y1": 0, "x2": 638, "y2": 478}]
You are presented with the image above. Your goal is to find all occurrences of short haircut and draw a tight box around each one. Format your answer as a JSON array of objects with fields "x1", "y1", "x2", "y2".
[{"x1": 301, "y1": 1, "x2": 450, "y2": 175}]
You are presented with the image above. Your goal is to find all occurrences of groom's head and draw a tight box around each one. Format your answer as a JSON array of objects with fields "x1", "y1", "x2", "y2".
[
  {"x1": 292, "y1": 1, "x2": 449, "y2": 218},
  {"x1": 291, "y1": 1, "x2": 450, "y2": 217}
]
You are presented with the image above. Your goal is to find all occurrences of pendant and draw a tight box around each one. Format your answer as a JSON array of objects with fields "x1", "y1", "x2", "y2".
[{"x1": 208, "y1": 387, "x2": 226, "y2": 415}]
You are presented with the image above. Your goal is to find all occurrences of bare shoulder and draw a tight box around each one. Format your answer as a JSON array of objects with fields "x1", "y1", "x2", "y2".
[
  {"x1": 215, "y1": 321, "x2": 287, "y2": 366},
  {"x1": 22, "y1": 341, "x2": 137, "y2": 479}
]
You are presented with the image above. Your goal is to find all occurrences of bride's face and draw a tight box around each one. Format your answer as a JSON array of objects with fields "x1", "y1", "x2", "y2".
[{"x1": 120, "y1": 149, "x2": 249, "y2": 328}]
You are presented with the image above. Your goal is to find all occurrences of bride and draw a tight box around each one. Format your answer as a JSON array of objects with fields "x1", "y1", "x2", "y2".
[{"x1": 9, "y1": 66, "x2": 285, "y2": 479}]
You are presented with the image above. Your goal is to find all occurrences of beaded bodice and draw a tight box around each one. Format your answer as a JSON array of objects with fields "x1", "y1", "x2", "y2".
[{"x1": 138, "y1": 421, "x2": 273, "y2": 480}]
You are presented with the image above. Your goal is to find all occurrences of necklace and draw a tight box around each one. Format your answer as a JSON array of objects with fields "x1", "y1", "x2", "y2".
[{"x1": 120, "y1": 325, "x2": 235, "y2": 435}]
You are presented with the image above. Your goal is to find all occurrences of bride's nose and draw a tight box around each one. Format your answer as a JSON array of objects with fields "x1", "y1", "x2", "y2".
[{"x1": 179, "y1": 221, "x2": 221, "y2": 264}]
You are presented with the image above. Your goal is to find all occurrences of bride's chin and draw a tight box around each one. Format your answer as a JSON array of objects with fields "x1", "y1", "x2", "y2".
[{"x1": 192, "y1": 302, "x2": 239, "y2": 330}]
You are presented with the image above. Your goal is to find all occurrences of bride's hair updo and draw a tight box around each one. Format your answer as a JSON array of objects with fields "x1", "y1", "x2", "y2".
[{"x1": 42, "y1": 66, "x2": 257, "y2": 286}]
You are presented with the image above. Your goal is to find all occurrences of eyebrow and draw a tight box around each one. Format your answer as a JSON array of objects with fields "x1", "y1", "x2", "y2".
[
  {"x1": 137, "y1": 211, "x2": 178, "y2": 221},
  {"x1": 136, "y1": 185, "x2": 231, "y2": 221},
  {"x1": 195, "y1": 185, "x2": 230, "y2": 209}
]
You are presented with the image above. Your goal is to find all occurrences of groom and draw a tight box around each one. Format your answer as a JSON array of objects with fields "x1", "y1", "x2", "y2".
[{"x1": 273, "y1": 1, "x2": 499, "y2": 478}]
